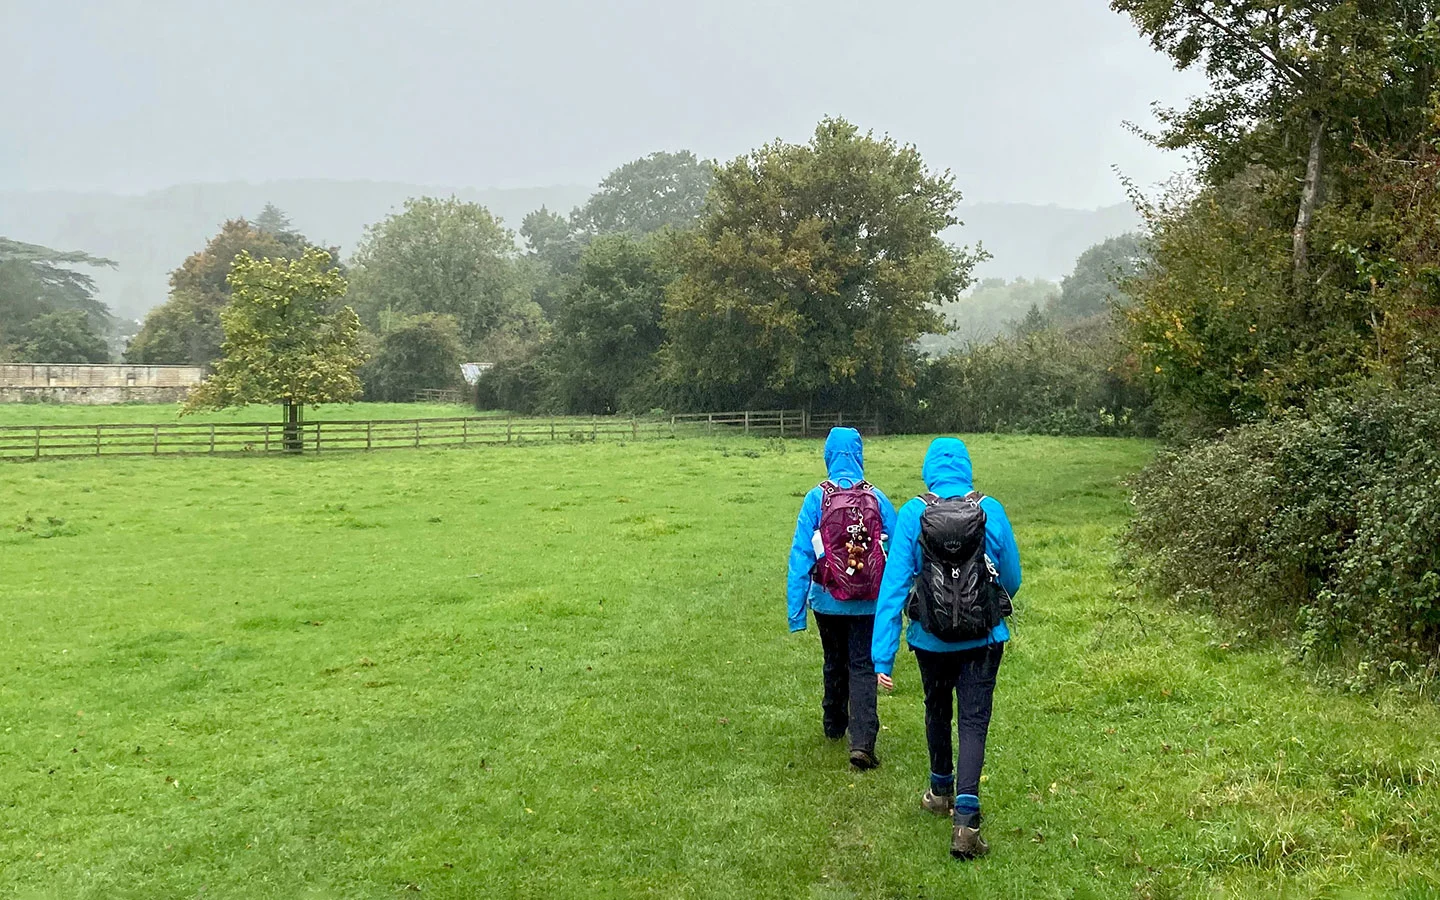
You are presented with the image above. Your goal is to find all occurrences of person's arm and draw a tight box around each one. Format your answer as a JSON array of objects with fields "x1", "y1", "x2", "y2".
[
  {"x1": 871, "y1": 500, "x2": 922, "y2": 677},
  {"x1": 982, "y1": 497, "x2": 1022, "y2": 598},
  {"x1": 786, "y1": 488, "x2": 823, "y2": 631}
]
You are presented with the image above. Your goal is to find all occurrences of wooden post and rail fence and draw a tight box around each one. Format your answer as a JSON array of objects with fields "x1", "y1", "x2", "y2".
[{"x1": 0, "y1": 409, "x2": 882, "y2": 461}]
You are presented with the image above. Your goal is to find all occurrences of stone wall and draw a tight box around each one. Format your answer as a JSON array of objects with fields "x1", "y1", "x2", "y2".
[{"x1": 0, "y1": 364, "x2": 207, "y2": 404}]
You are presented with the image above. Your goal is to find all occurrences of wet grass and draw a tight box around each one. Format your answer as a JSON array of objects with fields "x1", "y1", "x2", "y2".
[{"x1": 3, "y1": 434, "x2": 1439, "y2": 898}]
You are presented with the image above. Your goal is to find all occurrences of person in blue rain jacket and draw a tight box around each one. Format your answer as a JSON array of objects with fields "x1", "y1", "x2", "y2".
[
  {"x1": 871, "y1": 437, "x2": 1021, "y2": 859},
  {"x1": 786, "y1": 427, "x2": 897, "y2": 769}
]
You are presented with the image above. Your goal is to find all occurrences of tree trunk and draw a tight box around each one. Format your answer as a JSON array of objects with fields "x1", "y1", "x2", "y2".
[
  {"x1": 1293, "y1": 110, "x2": 1324, "y2": 294},
  {"x1": 282, "y1": 399, "x2": 302, "y2": 454}
]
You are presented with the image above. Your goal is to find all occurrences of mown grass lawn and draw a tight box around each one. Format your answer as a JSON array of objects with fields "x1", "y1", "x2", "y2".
[{"x1": 3, "y1": 434, "x2": 1440, "y2": 898}]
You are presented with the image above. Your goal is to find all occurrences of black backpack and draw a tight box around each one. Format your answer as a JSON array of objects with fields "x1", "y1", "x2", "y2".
[{"x1": 906, "y1": 491, "x2": 1013, "y2": 642}]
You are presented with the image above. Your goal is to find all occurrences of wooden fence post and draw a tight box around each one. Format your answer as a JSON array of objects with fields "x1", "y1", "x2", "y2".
[
  {"x1": 367, "y1": 421, "x2": 373, "y2": 451},
  {"x1": 95, "y1": 425, "x2": 101, "y2": 456},
  {"x1": 462, "y1": 419, "x2": 468, "y2": 445},
  {"x1": 779, "y1": 411, "x2": 786, "y2": 438},
  {"x1": 34, "y1": 428, "x2": 40, "y2": 460},
  {"x1": 744, "y1": 411, "x2": 751, "y2": 435},
  {"x1": 152, "y1": 424, "x2": 159, "y2": 455},
  {"x1": 632, "y1": 419, "x2": 638, "y2": 440},
  {"x1": 414, "y1": 421, "x2": 421, "y2": 448},
  {"x1": 209, "y1": 424, "x2": 216, "y2": 454},
  {"x1": 264, "y1": 424, "x2": 271, "y2": 453},
  {"x1": 315, "y1": 422, "x2": 322, "y2": 454}
]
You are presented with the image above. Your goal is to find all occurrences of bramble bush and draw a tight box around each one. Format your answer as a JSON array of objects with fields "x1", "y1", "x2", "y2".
[{"x1": 1125, "y1": 378, "x2": 1440, "y2": 688}]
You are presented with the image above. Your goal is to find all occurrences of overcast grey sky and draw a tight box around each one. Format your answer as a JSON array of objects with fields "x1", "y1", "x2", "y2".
[{"x1": 0, "y1": 0, "x2": 1204, "y2": 208}]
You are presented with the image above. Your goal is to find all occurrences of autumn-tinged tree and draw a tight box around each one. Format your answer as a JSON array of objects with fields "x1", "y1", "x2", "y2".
[
  {"x1": 184, "y1": 249, "x2": 364, "y2": 451},
  {"x1": 664, "y1": 118, "x2": 982, "y2": 411},
  {"x1": 127, "y1": 219, "x2": 337, "y2": 366}
]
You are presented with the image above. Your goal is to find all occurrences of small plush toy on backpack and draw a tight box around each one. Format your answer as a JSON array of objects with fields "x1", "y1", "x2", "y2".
[
  {"x1": 813, "y1": 481, "x2": 888, "y2": 601},
  {"x1": 906, "y1": 491, "x2": 1013, "y2": 641}
]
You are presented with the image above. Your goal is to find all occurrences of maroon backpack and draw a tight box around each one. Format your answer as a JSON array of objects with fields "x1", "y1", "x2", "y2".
[{"x1": 813, "y1": 480, "x2": 887, "y2": 601}]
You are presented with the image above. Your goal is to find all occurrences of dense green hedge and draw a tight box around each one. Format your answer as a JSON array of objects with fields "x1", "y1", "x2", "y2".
[{"x1": 1125, "y1": 382, "x2": 1440, "y2": 687}]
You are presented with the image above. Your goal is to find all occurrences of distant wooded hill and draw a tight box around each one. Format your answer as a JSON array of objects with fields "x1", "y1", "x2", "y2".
[{"x1": 0, "y1": 180, "x2": 1138, "y2": 320}]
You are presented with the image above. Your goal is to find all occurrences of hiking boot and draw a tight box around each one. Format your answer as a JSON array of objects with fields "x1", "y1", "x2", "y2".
[
  {"x1": 950, "y1": 819, "x2": 989, "y2": 860},
  {"x1": 849, "y1": 749, "x2": 880, "y2": 770},
  {"x1": 921, "y1": 790, "x2": 955, "y2": 817}
]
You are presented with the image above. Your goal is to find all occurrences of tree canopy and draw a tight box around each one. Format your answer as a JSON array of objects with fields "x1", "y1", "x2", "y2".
[
  {"x1": 127, "y1": 219, "x2": 334, "y2": 366},
  {"x1": 571, "y1": 150, "x2": 715, "y2": 238},
  {"x1": 0, "y1": 238, "x2": 116, "y2": 362},
  {"x1": 663, "y1": 118, "x2": 981, "y2": 411},
  {"x1": 184, "y1": 248, "x2": 364, "y2": 417},
  {"x1": 347, "y1": 197, "x2": 540, "y2": 354},
  {"x1": 360, "y1": 313, "x2": 464, "y2": 403}
]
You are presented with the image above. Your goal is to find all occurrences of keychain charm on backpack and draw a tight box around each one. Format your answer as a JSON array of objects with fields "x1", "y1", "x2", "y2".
[{"x1": 813, "y1": 480, "x2": 888, "y2": 601}]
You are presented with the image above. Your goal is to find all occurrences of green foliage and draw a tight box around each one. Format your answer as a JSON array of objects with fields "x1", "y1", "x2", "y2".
[
  {"x1": 571, "y1": 150, "x2": 715, "y2": 238},
  {"x1": 913, "y1": 318, "x2": 1153, "y2": 437},
  {"x1": 10, "y1": 310, "x2": 111, "y2": 364},
  {"x1": 12, "y1": 437, "x2": 1440, "y2": 895},
  {"x1": 0, "y1": 238, "x2": 115, "y2": 358},
  {"x1": 665, "y1": 118, "x2": 981, "y2": 412},
  {"x1": 919, "y1": 277, "x2": 1060, "y2": 355},
  {"x1": 127, "y1": 219, "x2": 334, "y2": 366},
  {"x1": 347, "y1": 197, "x2": 540, "y2": 353},
  {"x1": 547, "y1": 233, "x2": 671, "y2": 414},
  {"x1": 253, "y1": 203, "x2": 295, "y2": 236},
  {"x1": 184, "y1": 249, "x2": 365, "y2": 415},
  {"x1": 360, "y1": 314, "x2": 464, "y2": 403},
  {"x1": 1126, "y1": 381, "x2": 1440, "y2": 687},
  {"x1": 1049, "y1": 232, "x2": 1148, "y2": 324}
]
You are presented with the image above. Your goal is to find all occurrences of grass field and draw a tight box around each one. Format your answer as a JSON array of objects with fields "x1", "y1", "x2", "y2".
[
  {"x1": 0, "y1": 401, "x2": 484, "y2": 427},
  {"x1": 4, "y1": 434, "x2": 1440, "y2": 898}
]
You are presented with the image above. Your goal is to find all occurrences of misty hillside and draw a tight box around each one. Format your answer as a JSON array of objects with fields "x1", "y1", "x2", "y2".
[{"x1": 0, "y1": 181, "x2": 1138, "y2": 320}]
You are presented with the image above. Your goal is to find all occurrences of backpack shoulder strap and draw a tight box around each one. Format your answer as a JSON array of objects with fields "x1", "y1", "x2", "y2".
[
  {"x1": 919, "y1": 492, "x2": 940, "y2": 506},
  {"x1": 964, "y1": 490, "x2": 986, "y2": 504},
  {"x1": 855, "y1": 480, "x2": 873, "y2": 492},
  {"x1": 819, "y1": 480, "x2": 837, "y2": 507}
]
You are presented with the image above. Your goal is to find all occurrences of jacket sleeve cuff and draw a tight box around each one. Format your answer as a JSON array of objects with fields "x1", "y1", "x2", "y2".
[
  {"x1": 789, "y1": 615, "x2": 808, "y2": 632},
  {"x1": 874, "y1": 659, "x2": 894, "y2": 676}
]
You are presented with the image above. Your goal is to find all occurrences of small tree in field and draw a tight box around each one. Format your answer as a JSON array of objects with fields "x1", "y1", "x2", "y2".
[{"x1": 184, "y1": 248, "x2": 365, "y2": 451}]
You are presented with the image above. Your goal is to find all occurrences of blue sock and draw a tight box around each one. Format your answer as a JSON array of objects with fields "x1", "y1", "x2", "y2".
[
  {"x1": 930, "y1": 773, "x2": 955, "y2": 796},
  {"x1": 955, "y1": 794, "x2": 980, "y2": 816}
]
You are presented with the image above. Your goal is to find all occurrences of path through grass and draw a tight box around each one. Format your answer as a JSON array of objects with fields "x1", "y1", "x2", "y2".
[{"x1": 3, "y1": 435, "x2": 1439, "y2": 898}]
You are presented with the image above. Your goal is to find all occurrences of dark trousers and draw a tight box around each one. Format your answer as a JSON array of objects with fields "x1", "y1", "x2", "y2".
[
  {"x1": 914, "y1": 643, "x2": 1004, "y2": 798},
  {"x1": 813, "y1": 612, "x2": 879, "y2": 753}
]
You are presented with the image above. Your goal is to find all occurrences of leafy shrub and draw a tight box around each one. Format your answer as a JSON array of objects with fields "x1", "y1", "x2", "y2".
[
  {"x1": 1125, "y1": 381, "x2": 1440, "y2": 687},
  {"x1": 908, "y1": 318, "x2": 1154, "y2": 437}
]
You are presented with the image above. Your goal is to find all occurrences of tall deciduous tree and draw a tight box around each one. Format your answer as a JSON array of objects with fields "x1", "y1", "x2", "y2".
[
  {"x1": 348, "y1": 197, "x2": 540, "y2": 352},
  {"x1": 184, "y1": 249, "x2": 364, "y2": 450},
  {"x1": 1049, "y1": 233, "x2": 1149, "y2": 324},
  {"x1": 571, "y1": 151, "x2": 715, "y2": 238},
  {"x1": 127, "y1": 219, "x2": 335, "y2": 366},
  {"x1": 549, "y1": 233, "x2": 672, "y2": 414},
  {"x1": 664, "y1": 118, "x2": 982, "y2": 411},
  {"x1": 1112, "y1": 0, "x2": 1439, "y2": 291}
]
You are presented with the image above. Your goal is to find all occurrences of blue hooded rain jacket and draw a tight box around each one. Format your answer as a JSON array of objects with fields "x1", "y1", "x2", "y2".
[
  {"x1": 871, "y1": 437, "x2": 1022, "y2": 676},
  {"x1": 786, "y1": 428, "x2": 898, "y2": 631}
]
